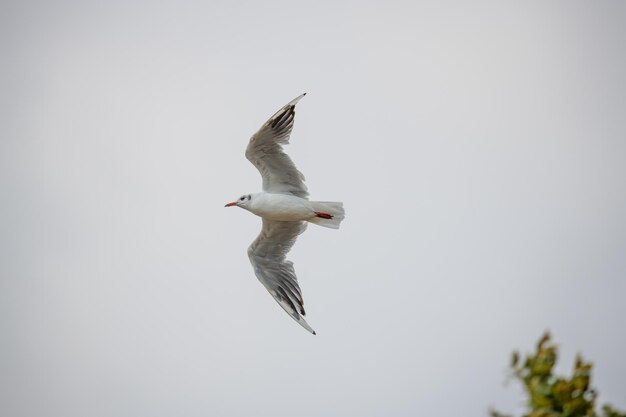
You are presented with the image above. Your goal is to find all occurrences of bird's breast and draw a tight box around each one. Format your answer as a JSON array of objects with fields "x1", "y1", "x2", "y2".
[{"x1": 249, "y1": 194, "x2": 313, "y2": 221}]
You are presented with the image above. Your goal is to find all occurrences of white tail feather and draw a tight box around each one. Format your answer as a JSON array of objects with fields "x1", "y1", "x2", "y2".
[{"x1": 308, "y1": 201, "x2": 345, "y2": 229}]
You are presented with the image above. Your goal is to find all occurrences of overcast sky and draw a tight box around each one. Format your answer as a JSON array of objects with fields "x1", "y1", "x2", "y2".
[{"x1": 2, "y1": 1, "x2": 625, "y2": 416}]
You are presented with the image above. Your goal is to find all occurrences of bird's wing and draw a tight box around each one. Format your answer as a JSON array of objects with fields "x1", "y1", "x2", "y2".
[
  {"x1": 245, "y1": 93, "x2": 309, "y2": 199},
  {"x1": 247, "y1": 218, "x2": 315, "y2": 334}
]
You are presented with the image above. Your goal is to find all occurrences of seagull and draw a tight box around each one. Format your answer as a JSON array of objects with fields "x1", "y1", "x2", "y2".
[{"x1": 225, "y1": 93, "x2": 344, "y2": 335}]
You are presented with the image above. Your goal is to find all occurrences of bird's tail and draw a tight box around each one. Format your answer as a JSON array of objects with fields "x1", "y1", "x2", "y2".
[{"x1": 308, "y1": 201, "x2": 345, "y2": 229}]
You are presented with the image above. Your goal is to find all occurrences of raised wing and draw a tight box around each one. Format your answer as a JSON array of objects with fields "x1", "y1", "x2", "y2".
[
  {"x1": 247, "y1": 218, "x2": 315, "y2": 334},
  {"x1": 245, "y1": 93, "x2": 309, "y2": 199}
]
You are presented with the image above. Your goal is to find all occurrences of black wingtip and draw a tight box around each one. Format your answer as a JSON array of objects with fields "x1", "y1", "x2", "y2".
[{"x1": 312, "y1": 330, "x2": 316, "y2": 335}]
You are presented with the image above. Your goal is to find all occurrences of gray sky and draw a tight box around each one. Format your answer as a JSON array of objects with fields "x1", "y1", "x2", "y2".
[{"x1": 2, "y1": 1, "x2": 625, "y2": 416}]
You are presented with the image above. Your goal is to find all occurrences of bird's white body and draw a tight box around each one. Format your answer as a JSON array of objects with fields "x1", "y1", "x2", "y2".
[
  {"x1": 237, "y1": 192, "x2": 344, "y2": 229},
  {"x1": 245, "y1": 193, "x2": 314, "y2": 221}
]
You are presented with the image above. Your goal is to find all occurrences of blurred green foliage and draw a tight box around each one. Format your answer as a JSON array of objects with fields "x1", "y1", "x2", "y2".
[{"x1": 491, "y1": 332, "x2": 625, "y2": 417}]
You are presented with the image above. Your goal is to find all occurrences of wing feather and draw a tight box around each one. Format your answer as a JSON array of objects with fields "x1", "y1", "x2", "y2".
[
  {"x1": 245, "y1": 94, "x2": 309, "y2": 199},
  {"x1": 247, "y1": 219, "x2": 315, "y2": 334}
]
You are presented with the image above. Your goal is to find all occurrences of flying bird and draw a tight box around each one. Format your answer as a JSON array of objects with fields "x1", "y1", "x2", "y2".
[{"x1": 225, "y1": 93, "x2": 344, "y2": 334}]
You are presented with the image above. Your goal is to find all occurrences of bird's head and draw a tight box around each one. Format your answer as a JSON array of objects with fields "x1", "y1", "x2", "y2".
[{"x1": 225, "y1": 194, "x2": 252, "y2": 208}]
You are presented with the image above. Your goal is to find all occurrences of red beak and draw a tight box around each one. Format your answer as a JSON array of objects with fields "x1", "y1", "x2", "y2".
[{"x1": 224, "y1": 202, "x2": 237, "y2": 207}]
